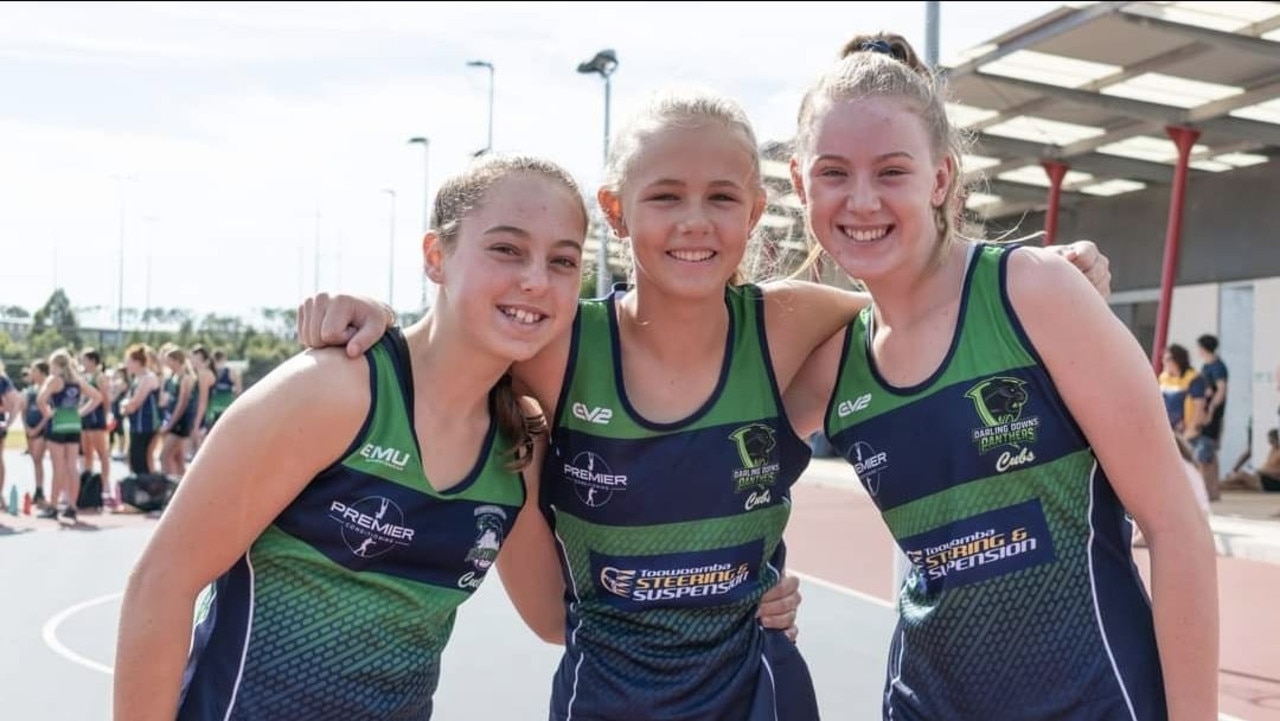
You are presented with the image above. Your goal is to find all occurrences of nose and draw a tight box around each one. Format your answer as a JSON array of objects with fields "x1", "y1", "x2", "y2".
[
  {"x1": 846, "y1": 175, "x2": 881, "y2": 214},
  {"x1": 521, "y1": 260, "x2": 549, "y2": 294},
  {"x1": 677, "y1": 206, "x2": 713, "y2": 237}
]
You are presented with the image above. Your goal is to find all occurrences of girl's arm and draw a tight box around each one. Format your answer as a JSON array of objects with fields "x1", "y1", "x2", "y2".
[
  {"x1": 36, "y1": 377, "x2": 59, "y2": 421},
  {"x1": 782, "y1": 329, "x2": 847, "y2": 441},
  {"x1": 494, "y1": 429, "x2": 568, "y2": 644},
  {"x1": 1006, "y1": 248, "x2": 1217, "y2": 721},
  {"x1": 78, "y1": 378, "x2": 105, "y2": 417},
  {"x1": 114, "y1": 348, "x2": 369, "y2": 721},
  {"x1": 120, "y1": 374, "x2": 156, "y2": 415},
  {"x1": 194, "y1": 370, "x2": 213, "y2": 426},
  {"x1": 172, "y1": 375, "x2": 194, "y2": 422}
]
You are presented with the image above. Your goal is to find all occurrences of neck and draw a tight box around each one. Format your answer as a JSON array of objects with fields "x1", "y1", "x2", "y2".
[
  {"x1": 862, "y1": 242, "x2": 969, "y2": 329},
  {"x1": 617, "y1": 280, "x2": 730, "y2": 363},
  {"x1": 404, "y1": 310, "x2": 510, "y2": 421}
]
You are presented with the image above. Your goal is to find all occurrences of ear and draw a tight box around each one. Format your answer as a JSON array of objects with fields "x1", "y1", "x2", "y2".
[
  {"x1": 597, "y1": 187, "x2": 627, "y2": 239},
  {"x1": 932, "y1": 154, "x2": 955, "y2": 208},
  {"x1": 788, "y1": 156, "x2": 808, "y2": 208},
  {"x1": 423, "y1": 231, "x2": 445, "y2": 284}
]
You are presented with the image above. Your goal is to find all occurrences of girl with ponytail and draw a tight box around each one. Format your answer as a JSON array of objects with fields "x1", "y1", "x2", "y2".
[{"x1": 117, "y1": 154, "x2": 590, "y2": 719}]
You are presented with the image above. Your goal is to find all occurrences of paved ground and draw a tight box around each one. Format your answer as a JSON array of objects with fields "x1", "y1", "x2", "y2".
[{"x1": 1, "y1": 450, "x2": 1277, "y2": 719}]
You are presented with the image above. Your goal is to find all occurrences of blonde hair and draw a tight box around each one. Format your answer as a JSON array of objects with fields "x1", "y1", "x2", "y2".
[{"x1": 602, "y1": 86, "x2": 770, "y2": 286}]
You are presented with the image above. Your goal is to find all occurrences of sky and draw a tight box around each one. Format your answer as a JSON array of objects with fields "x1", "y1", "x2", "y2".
[{"x1": 0, "y1": 1, "x2": 1070, "y2": 324}]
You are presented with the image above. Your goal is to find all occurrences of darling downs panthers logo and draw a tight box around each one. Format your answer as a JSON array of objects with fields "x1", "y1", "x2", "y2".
[
  {"x1": 729, "y1": 423, "x2": 780, "y2": 498},
  {"x1": 965, "y1": 376, "x2": 1041, "y2": 457}
]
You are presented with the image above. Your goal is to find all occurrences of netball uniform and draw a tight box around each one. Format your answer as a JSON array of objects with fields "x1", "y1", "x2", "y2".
[
  {"x1": 47, "y1": 381, "x2": 83, "y2": 445},
  {"x1": 824, "y1": 244, "x2": 1165, "y2": 720},
  {"x1": 24, "y1": 387, "x2": 46, "y2": 438},
  {"x1": 82, "y1": 372, "x2": 107, "y2": 431},
  {"x1": 178, "y1": 329, "x2": 525, "y2": 721},
  {"x1": 542, "y1": 285, "x2": 819, "y2": 721},
  {"x1": 163, "y1": 375, "x2": 195, "y2": 438},
  {"x1": 0, "y1": 375, "x2": 11, "y2": 441},
  {"x1": 127, "y1": 380, "x2": 161, "y2": 435},
  {"x1": 206, "y1": 367, "x2": 236, "y2": 428}
]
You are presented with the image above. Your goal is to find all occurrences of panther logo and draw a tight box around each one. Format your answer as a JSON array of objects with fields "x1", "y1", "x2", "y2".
[
  {"x1": 964, "y1": 377, "x2": 1029, "y2": 427},
  {"x1": 728, "y1": 423, "x2": 777, "y2": 469}
]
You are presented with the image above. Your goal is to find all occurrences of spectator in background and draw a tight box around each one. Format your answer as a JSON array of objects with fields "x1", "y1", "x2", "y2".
[
  {"x1": 1158, "y1": 343, "x2": 1206, "y2": 435},
  {"x1": 1221, "y1": 428, "x2": 1280, "y2": 493},
  {"x1": 0, "y1": 360, "x2": 21, "y2": 512},
  {"x1": 1194, "y1": 334, "x2": 1228, "y2": 501}
]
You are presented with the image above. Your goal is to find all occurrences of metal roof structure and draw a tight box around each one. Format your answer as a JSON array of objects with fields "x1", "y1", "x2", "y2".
[{"x1": 944, "y1": 1, "x2": 1280, "y2": 221}]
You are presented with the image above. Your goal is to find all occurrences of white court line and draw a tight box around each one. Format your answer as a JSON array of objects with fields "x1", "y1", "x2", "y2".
[
  {"x1": 41, "y1": 590, "x2": 122, "y2": 676},
  {"x1": 789, "y1": 569, "x2": 1247, "y2": 721},
  {"x1": 789, "y1": 568, "x2": 894, "y2": 610}
]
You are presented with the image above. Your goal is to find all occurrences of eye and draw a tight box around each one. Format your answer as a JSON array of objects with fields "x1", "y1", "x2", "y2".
[
  {"x1": 710, "y1": 192, "x2": 740, "y2": 203},
  {"x1": 880, "y1": 167, "x2": 908, "y2": 177},
  {"x1": 817, "y1": 166, "x2": 847, "y2": 178},
  {"x1": 645, "y1": 192, "x2": 680, "y2": 202},
  {"x1": 488, "y1": 243, "x2": 520, "y2": 256}
]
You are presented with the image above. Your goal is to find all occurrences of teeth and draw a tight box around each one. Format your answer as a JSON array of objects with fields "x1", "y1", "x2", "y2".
[
  {"x1": 843, "y1": 226, "x2": 890, "y2": 242},
  {"x1": 669, "y1": 249, "x2": 715, "y2": 262},
  {"x1": 500, "y1": 307, "x2": 544, "y2": 324}
]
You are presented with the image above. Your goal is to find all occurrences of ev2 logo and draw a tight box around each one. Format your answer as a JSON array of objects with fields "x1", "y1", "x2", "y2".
[
  {"x1": 837, "y1": 394, "x2": 872, "y2": 418},
  {"x1": 572, "y1": 402, "x2": 613, "y2": 425}
]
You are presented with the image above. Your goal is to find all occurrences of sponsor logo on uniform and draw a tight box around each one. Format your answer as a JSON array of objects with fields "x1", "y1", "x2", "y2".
[
  {"x1": 899, "y1": 499, "x2": 1055, "y2": 594},
  {"x1": 729, "y1": 423, "x2": 780, "y2": 495},
  {"x1": 591, "y1": 542, "x2": 764, "y2": 610},
  {"x1": 358, "y1": 442, "x2": 411, "y2": 472},
  {"x1": 329, "y1": 496, "x2": 415, "y2": 559},
  {"x1": 836, "y1": 393, "x2": 872, "y2": 418},
  {"x1": 571, "y1": 402, "x2": 614, "y2": 425},
  {"x1": 964, "y1": 376, "x2": 1040, "y2": 458},
  {"x1": 564, "y1": 451, "x2": 627, "y2": 507},
  {"x1": 850, "y1": 440, "x2": 889, "y2": 496},
  {"x1": 458, "y1": 505, "x2": 508, "y2": 590}
]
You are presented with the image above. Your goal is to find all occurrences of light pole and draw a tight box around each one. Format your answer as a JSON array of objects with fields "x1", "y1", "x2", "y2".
[
  {"x1": 111, "y1": 174, "x2": 136, "y2": 346},
  {"x1": 143, "y1": 216, "x2": 159, "y2": 328},
  {"x1": 577, "y1": 49, "x2": 619, "y2": 297},
  {"x1": 407, "y1": 136, "x2": 431, "y2": 310},
  {"x1": 466, "y1": 60, "x2": 495, "y2": 156},
  {"x1": 382, "y1": 189, "x2": 397, "y2": 308}
]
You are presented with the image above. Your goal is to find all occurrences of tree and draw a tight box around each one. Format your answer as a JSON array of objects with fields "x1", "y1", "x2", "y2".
[
  {"x1": 30, "y1": 289, "x2": 81, "y2": 347},
  {"x1": 2, "y1": 306, "x2": 29, "y2": 319}
]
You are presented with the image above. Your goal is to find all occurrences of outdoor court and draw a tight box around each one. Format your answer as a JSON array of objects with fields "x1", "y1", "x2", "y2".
[{"x1": 0, "y1": 450, "x2": 1276, "y2": 720}]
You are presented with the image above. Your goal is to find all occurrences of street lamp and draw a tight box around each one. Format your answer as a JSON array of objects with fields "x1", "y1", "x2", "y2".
[
  {"x1": 407, "y1": 136, "x2": 431, "y2": 310},
  {"x1": 466, "y1": 60, "x2": 495, "y2": 156},
  {"x1": 577, "y1": 49, "x2": 618, "y2": 297},
  {"x1": 111, "y1": 174, "x2": 137, "y2": 346},
  {"x1": 382, "y1": 189, "x2": 397, "y2": 308}
]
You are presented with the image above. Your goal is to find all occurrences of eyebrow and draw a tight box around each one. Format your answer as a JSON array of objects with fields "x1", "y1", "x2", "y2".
[
  {"x1": 646, "y1": 178, "x2": 746, "y2": 188},
  {"x1": 484, "y1": 225, "x2": 583, "y2": 251},
  {"x1": 814, "y1": 151, "x2": 916, "y2": 163}
]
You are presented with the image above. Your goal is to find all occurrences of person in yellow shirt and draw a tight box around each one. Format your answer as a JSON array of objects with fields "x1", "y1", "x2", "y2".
[{"x1": 1158, "y1": 344, "x2": 1206, "y2": 435}]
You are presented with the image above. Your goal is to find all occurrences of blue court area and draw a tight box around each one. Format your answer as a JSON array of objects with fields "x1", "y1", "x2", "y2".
[{"x1": 0, "y1": 526, "x2": 897, "y2": 720}]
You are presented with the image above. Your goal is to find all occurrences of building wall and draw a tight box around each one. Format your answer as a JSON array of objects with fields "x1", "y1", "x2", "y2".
[{"x1": 1252, "y1": 278, "x2": 1280, "y2": 461}]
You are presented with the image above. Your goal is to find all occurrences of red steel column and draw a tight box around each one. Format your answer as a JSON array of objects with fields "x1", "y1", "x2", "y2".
[
  {"x1": 1041, "y1": 160, "x2": 1069, "y2": 246},
  {"x1": 1149, "y1": 125, "x2": 1201, "y2": 373}
]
